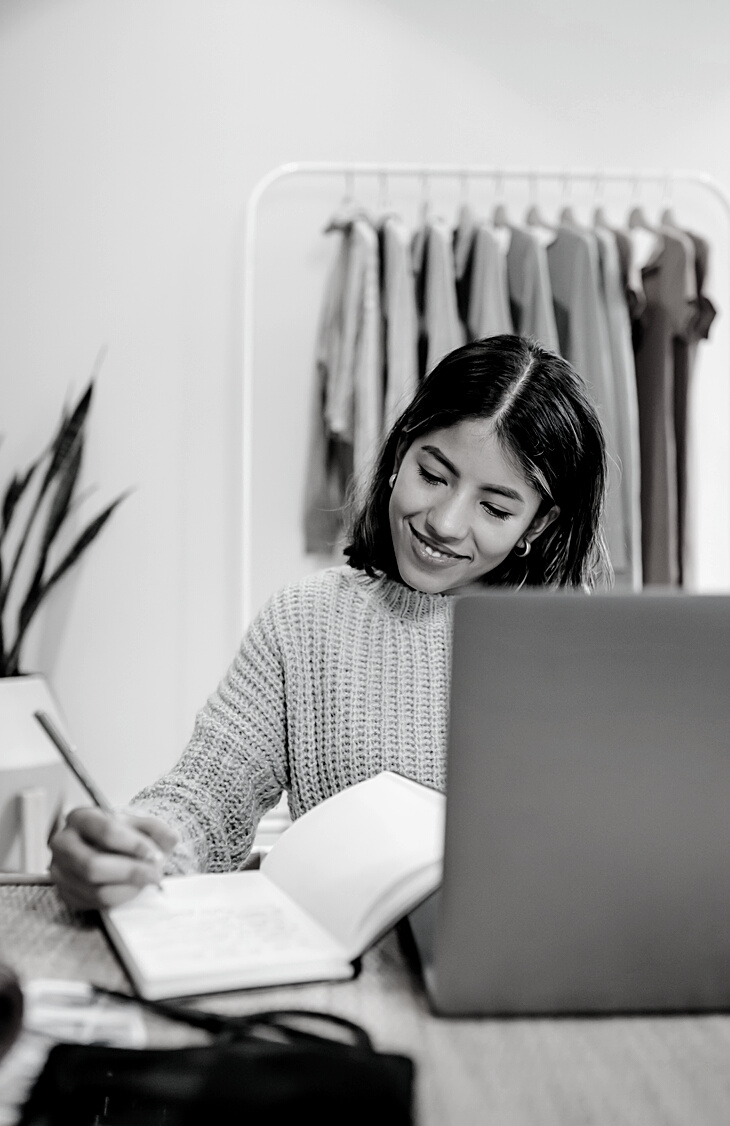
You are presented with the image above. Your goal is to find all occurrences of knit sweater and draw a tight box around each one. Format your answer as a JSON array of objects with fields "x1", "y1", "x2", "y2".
[{"x1": 131, "y1": 566, "x2": 454, "y2": 874}]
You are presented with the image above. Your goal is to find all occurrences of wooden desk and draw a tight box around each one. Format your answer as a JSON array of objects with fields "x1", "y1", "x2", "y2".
[{"x1": 2, "y1": 884, "x2": 730, "y2": 1125}]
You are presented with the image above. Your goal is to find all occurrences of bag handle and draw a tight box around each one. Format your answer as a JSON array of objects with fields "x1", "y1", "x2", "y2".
[
  {"x1": 231, "y1": 1008, "x2": 374, "y2": 1051},
  {"x1": 92, "y1": 986, "x2": 374, "y2": 1051}
]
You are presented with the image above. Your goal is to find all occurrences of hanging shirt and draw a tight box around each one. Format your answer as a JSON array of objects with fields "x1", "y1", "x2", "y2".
[
  {"x1": 546, "y1": 225, "x2": 627, "y2": 575},
  {"x1": 324, "y1": 218, "x2": 382, "y2": 475},
  {"x1": 413, "y1": 217, "x2": 465, "y2": 379},
  {"x1": 661, "y1": 226, "x2": 717, "y2": 587},
  {"x1": 380, "y1": 215, "x2": 419, "y2": 432},
  {"x1": 631, "y1": 228, "x2": 697, "y2": 586},
  {"x1": 613, "y1": 228, "x2": 648, "y2": 355},
  {"x1": 304, "y1": 217, "x2": 382, "y2": 554},
  {"x1": 453, "y1": 204, "x2": 478, "y2": 339},
  {"x1": 594, "y1": 226, "x2": 643, "y2": 590},
  {"x1": 467, "y1": 223, "x2": 514, "y2": 339},
  {"x1": 505, "y1": 225, "x2": 560, "y2": 351}
]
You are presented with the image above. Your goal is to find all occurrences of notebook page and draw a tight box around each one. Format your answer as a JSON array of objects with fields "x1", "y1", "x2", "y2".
[
  {"x1": 105, "y1": 872, "x2": 349, "y2": 997},
  {"x1": 261, "y1": 772, "x2": 445, "y2": 957}
]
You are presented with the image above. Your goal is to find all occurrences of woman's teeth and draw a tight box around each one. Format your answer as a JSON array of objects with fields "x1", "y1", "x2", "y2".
[
  {"x1": 422, "y1": 542, "x2": 450, "y2": 559},
  {"x1": 412, "y1": 527, "x2": 460, "y2": 561}
]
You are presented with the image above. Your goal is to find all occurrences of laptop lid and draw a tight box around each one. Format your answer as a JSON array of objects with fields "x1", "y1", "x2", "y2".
[{"x1": 425, "y1": 590, "x2": 730, "y2": 1016}]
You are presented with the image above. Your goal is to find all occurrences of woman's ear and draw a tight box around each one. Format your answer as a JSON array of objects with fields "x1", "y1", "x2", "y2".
[
  {"x1": 526, "y1": 504, "x2": 560, "y2": 545},
  {"x1": 391, "y1": 435, "x2": 409, "y2": 476}
]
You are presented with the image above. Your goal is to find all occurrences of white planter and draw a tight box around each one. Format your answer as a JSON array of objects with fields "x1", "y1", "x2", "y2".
[{"x1": 0, "y1": 675, "x2": 69, "y2": 873}]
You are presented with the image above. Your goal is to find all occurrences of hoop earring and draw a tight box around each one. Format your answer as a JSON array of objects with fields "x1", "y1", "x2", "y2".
[
  {"x1": 389, "y1": 474, "x2": 397, "y2": 489},
  {"x1": 513, "y1": 539, "x2": 531, "y2": 558}
]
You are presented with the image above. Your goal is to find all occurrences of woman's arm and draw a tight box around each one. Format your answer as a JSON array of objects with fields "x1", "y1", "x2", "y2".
[
  {"x1": 131, "y1": 602, "x2": 290, "y2": 873},
  {"x1": 51, "y1": 598, "x2": 290, "y2": 908}
]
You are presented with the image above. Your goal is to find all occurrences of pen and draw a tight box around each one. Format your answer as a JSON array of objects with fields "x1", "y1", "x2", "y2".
[
  {"x1": 34, "y1": 709, "x2": 164, "y2": 890},
  {"x1": 35, "y1": 710, "x2": 113, "y2": 812}
]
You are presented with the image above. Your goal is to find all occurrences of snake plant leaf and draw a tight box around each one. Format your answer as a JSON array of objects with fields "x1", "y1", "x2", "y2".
[
  {"x1": 0, "y1": 554, "x2": 4, "y2": 666},
  {"x1": 0, "y1": 383, "x2": 94, "y2": 615},
  {"x1": 20, "y1": 438, "x2": 84, "y2": 629},
  {"x1": 9, "y1": 490, "x2": 128, "y2": 673},
  {"x1": 37, "y1": 383, "x2": 92, "y2": 502},
  {"x1": 0, "y1": 461, "x2": 39, "y2": 539}
]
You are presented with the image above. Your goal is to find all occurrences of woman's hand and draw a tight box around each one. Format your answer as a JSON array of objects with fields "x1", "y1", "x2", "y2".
[{"x1": 49, "y1": 808, "x2": 179, "y2": 911}]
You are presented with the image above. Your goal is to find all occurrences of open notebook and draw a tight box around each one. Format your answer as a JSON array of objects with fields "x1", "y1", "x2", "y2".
[{"x1": 103, "y1": 771, "x2": 445, "y2": 1000}]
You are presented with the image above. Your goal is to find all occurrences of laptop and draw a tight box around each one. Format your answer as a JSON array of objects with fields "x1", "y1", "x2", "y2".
[{"x1": 407, "y1": 590, "x2": 730, "y2": 1016}]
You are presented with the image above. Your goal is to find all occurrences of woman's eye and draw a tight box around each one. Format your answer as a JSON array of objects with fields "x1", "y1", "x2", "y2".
[
  {"x1": 482, "y1": 503, "x2": 511, "y2": 521},
  {"x1": 418, "y1": 466, "x2": 445, "y2": 486}
]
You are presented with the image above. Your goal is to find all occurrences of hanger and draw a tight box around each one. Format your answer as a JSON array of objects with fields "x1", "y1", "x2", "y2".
[
  {"x1": 376, "y1": 169, "x2": 392, "y2": 217},
  {"x1": 627, "y1": 204, "x2": 660, "y2": 233},
  {"x1": 417, "y1": 171, "x2": 432, "y2": 227},
  {"x1": 455, "y1": 172, "x2": 474, "y2": 225},
  {"x1": 626, "y1": 181, "x2": 663, "y2": 274},
  {"x1": 627, "y1": 177, "x2": 660, "y2": 233},
  {"x1": 454, "y1": 176, "x2": 477, "y2": 277},
  {"x1": 492, "y1": 201, "x2": 510, "y2": 227},
  {"x1": 524, "y1": 203, "x2": 555, "y2": 229},
  {"x1": 592, "y1": 174, "x2": 610, "y2": 228},
  {"x1": 658, "y1": 175, "x2": 678, "y2": 228},
  {"x1": 324, "y1": 169, "x2": 366, "y2": 232},
  {"x1": 524, "y1": 173, "x2": 555, "y2": 230},
  {"x1": 557, "y1": 173, "x2": 578, "y2": 228},
  {"x1": 491, "y1": 172, "x2": 510, "y2": 228}
]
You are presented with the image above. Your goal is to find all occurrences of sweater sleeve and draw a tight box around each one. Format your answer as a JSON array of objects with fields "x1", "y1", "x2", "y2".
[{"x1": 129, "y1": 598, "x2": 289, "y2": 875}]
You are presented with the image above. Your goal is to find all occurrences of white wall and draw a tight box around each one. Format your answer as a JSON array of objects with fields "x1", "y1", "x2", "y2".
[{"x1": 1, "y1": 0, "x2": 729, "y2": 803}]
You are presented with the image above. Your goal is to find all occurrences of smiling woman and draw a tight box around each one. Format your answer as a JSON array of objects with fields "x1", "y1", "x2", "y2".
[
  {"x1": 347, "y1": 334, "x2": 610, "y2": 591},
  {"x1": 49, "y1": 335, "x2": 610, "y2": 911},
  {"x1": 388, "y1": 421, "x2": 559, "y2": 594}
]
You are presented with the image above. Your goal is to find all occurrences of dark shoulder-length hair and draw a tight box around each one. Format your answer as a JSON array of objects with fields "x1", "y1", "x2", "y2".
[{"x1": 344, "y1": 334, "x2": 611, "y2": 589}]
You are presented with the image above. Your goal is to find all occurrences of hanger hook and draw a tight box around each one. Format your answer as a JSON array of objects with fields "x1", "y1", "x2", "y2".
[
  {"x1": 562, "y1": 171, "x2": 572, "y2": 200},
  {"x1": 594, "y1": 171, "x2": 605, "y2": 200},
  {"x1": 660, "y1": 172, "x2": 676, "y2": 225},
  {"x1": 662, "y1": 172, "x2": 674, "y2": 204},
  {"x1": 344, "y1": 169, "x2": 355, "y2": 204},
  {"x1": 529, "y1": 171, "x2": 538, "y2": 203},
  {"x1": 378, "y1": 169, "x2": 390, "y2": 212},
  {"x1": 420, "y1": 170, "x2": 431, "y2": 222},
  {"x1": 460, "y1": 170, "x2": 469, "y2": 203}
]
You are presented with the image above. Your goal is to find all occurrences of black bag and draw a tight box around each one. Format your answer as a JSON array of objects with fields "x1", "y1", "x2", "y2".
[
  {"x1": 0, "y1": 962, "x2": 23, "y2": 1061},
  {"x1": 19, "y1": 1007, "x2": 415, "y2": 1125}
]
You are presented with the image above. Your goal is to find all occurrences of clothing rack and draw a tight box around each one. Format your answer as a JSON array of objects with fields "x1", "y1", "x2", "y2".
[{"x1": 241, "y1": 161, "x2": 730, "y2": 630}]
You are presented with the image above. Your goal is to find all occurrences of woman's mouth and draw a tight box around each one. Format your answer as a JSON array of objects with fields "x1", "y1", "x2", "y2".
[{"x1": 409, "y1": 524, "x2": 467, "y2": 565}]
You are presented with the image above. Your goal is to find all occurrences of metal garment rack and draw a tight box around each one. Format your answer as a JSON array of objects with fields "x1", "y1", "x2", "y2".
[{"x1": 242, "y1": 161, "x2": 730, "y2": 630}]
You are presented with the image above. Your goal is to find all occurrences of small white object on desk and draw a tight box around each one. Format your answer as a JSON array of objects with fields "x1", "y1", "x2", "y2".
[
  {"x1": 18, "y1": 789, "x2": 47, "y2": 876},
  {"x1": 0, "y1": 978, "x2": 146, "y2": 1126}
]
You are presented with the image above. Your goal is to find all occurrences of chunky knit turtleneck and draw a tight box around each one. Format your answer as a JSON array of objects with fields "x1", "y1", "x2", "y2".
[{"x1": 132, "y1": 566, "x2": 454, "y2": 873}]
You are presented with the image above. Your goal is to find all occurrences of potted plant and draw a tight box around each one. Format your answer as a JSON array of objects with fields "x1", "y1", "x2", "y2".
[{"x1": 0, "y1": 369, "x2": 127, "y2": 871}]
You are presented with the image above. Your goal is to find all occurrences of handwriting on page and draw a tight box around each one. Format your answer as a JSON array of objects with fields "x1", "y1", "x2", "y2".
[{"x1": 127, "y1": 904, "x2": 324, "y2": 973}]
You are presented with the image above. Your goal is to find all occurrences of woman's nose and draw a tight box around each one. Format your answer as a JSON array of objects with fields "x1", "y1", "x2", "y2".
[{"x1": 425, "y1": 493, "x2": 470, "y2": 543}]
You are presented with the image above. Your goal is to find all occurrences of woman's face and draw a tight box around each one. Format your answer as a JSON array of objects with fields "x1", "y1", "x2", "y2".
[{"x1": 388, "y1": 418, "x2": 559, "y2": 595}]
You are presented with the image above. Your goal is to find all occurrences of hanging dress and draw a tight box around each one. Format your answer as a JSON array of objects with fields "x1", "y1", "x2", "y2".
[
  {"x1": 304, "y1": 215, "x2": 382, "y2": 553},
  {"x1": 505, "y1": 225, "x2": 560, "y2": 352},
  {"x1": 631, "y1": 228, "x2": 697, "y2": 585},
  {"x1": 412, "y1": 216, "x2": 465, "y2": 379},
  {"x1": 594, "y1": 225, "x2": 643, "y2": 589},
  {"x1": 467, "y1": 223, "x2": 514, "y2": 339},
  {"x1": 546, "y1": 224, "x2": 627, "y2": 578},
  {"x1": 662, "y1": 226, "x2": 717, "y2": 586},
  {"x1": 380, "y1": 214, "x2": 419, "y2": 432}
]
